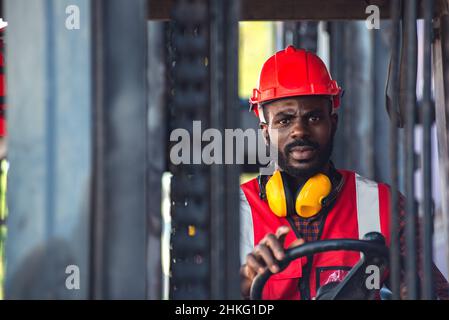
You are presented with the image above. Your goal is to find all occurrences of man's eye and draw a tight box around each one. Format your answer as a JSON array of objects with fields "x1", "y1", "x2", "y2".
[
  {"x1": 309, "y1": 116, "x2": 320, "y2": 123},
  {"x1": 278, "y1": 119, "x2": 290, "y2": 125}
]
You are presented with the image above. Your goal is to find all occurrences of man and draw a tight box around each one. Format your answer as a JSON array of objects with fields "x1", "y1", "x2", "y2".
[{"x1": 239, "y1": 45, "x2": 448, "y2": 300}]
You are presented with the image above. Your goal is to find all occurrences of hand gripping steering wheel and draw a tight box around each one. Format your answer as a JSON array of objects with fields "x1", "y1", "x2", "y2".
[{"x1": 250, "y1": 232, "x2": 389, "y2": 300}]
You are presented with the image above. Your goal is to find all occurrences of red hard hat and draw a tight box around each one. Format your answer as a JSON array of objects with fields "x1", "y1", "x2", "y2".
[
  {"x1": 0, "y1": 27, "x2": 5, "y2": 136},
  {"x1": 249, "y1": 45, "x2": 342, "y2": 118}
]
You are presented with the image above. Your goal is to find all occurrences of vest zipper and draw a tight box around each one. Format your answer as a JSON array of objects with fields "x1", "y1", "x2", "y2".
[{"x1": 285, "y1": 215, "x2": 310, "y2": 300}]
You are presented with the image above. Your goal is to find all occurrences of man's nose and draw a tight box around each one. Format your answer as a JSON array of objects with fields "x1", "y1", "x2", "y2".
[{"x1": 290, "y1": 118, "x2": 310, "y2": 139}]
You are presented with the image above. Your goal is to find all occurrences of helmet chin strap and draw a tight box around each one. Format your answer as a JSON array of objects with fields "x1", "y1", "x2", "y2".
[
  {"x1": 258, "y1": 105, "x2": 267, "y2": 123},
  {"x1": 330, "y1": 97, "x2": 338, "y2": 115}
]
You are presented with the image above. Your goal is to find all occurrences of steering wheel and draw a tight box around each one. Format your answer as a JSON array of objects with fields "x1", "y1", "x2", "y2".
[{"x1": 250, "y1": 232, "x2": 389, "y2": 300}]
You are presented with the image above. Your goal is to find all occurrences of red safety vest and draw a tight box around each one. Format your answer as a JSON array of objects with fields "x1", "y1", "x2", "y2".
[{"x1": 240, "y1": 169, "x2": 392, "y2": 300}]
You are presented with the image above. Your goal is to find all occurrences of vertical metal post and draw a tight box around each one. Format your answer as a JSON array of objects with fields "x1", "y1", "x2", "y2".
[
  {"x1": 328, "y1": 22, "x2": 347, "y2": 169},
  {"x1": 209, "y1": 0, "x2": 225, "y2": 298},
  {"x1": 403, "y1": 0, "x2": 418, "y2": 300},
  {"x1": 442, "y1": 12, "x2": 449, "y2": 293},
  {"x1": 389, "y1": 0, "x2": 402, "y2": 301},
  {"x1": 433, "y1": 12, "x2": 449, "y2": 291},
  {"x1": 169, "y1": 0, "x2": 211, "y2": 300},
  {"x1": 421, "y1": 0, "x2": 435, "y2": 300},
  {"x1": 4, "y1": 0, "x2": 92, "y2": 299},
  {"x1": 210, "y1": 0, "x2": 240, "y2": 300},
  {"x1": 223, "y1": 0, "x2": 241, "y2": 298},
  {"x1": 373, "y1": 27, "x2": 393, "y2": 184},
  {"x1": 354, "y1": 21, "x2": 374, "y2": 178},
  {"x1": 342, "y1": 21, "x2": 375, "y2": 178},
  {"x1": 90, "y1": 0, "x2": 105, "y2": 299},
  {"x1": 283, "y1": 21, "x2": 318, "y2": 53},
  {"x1": 90, "y1": 0, "x2": 148, "y2": 299},
  {"x1": 146, "y1": 21, "x2": 166, "y2": 300}
]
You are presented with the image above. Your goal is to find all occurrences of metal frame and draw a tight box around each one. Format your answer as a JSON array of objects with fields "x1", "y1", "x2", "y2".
[
  {"x1": 421, "y1": 0, "x2": 435, "y2": 300},
  {"x1": 168, "y1": 0, "x2": 212, "y2": 300},
  {"x1": 209, "y1": 0, "x2": 241, "y2": 300},
  {"x1": 433, "y1": 7, "x2": 449, "y2": 293},
  {"x1": 2, "y1": 0, "x2": 448, "y2": 300},
  {"x1": 403, "y1": 0, "x2": 419, "y2": 300},
  {"x1": 146, "y1": 20, "x2": 166, "y2": 300},
  {"x1": 4, "y1": 0, "x2": 92, "y2": 299},
  {"x1": 148, "y1": 0, "x2": 447, "y2": 21},
  {"x1": 388, "y1": 0, "x2": 401, "y2": 301},
  {"x1": 90, "y1": 0, "x2": 148, "y2": 299},
  {"x1": 4, "y1": 0, "x2": 150, "y2": 300}
]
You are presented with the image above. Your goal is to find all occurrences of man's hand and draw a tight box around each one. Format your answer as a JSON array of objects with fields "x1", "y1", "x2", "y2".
[{"x1": 240, "y1": 225, "x2": 304, "y2": 299}]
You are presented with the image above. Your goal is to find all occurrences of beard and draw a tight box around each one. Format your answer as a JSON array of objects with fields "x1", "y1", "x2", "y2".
[{"x1": 277, "y1": 136, "x2": 334, "y2": 179}]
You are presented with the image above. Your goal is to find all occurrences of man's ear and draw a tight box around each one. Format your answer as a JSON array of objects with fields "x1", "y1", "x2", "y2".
[{"x1": 260, "y1": 122, "x2": 270, "y2": 146}]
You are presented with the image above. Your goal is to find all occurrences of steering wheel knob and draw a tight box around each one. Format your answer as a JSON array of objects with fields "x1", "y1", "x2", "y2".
[{"x1": 362, "y1": 232, "x2": 386, "y2": 245}]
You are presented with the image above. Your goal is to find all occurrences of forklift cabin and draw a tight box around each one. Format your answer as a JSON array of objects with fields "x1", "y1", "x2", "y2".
[{"x1": 1, "y1": 0, "x2": 449, "y2": 300}]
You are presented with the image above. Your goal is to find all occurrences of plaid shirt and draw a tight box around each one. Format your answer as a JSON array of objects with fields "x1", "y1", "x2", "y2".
[
  {"x1": 288, "y1": 171, "x2": 449, "y2": 299},
  {"x1": 290, "y1": 211, "x2": 323, "y2": 243}
]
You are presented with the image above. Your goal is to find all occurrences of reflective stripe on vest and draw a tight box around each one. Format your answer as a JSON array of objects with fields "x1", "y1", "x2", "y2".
[
  {"x1": 240, "y1": 188, "x2": 254, "y2": 265},
  {"x1": 355, "y1": 173, "x2": 381, "y2": 238}
]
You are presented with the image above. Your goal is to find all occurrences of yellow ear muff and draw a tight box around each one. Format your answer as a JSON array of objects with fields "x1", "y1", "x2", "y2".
[
  {"x1": 265, "y1": 171, "x2": 287, "y2": 217},
  {"x1": 295, "y1": 173, "x2": 332, "y2": 218}
]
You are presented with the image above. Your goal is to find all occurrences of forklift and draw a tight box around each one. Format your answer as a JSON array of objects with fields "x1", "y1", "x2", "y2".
[{"x1": 0, "y1": 0, "x2": 448, "y2": 301}]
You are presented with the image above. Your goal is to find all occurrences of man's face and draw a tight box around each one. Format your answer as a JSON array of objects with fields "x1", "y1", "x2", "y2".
[{"x1": 261, "y1": 96, "x2": 338, "y2": 178}]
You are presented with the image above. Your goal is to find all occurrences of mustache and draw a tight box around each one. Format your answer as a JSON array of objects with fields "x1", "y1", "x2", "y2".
[{"x1": 284, "y1": 139, "x2": 319, "y2": 153}]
